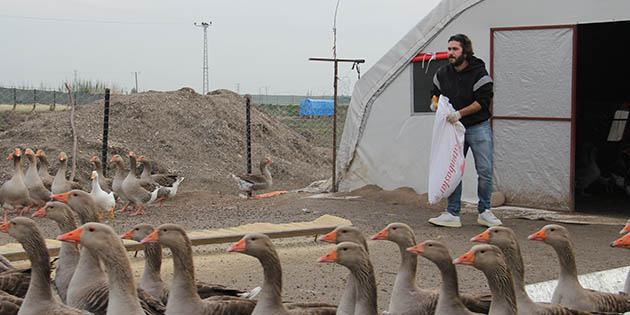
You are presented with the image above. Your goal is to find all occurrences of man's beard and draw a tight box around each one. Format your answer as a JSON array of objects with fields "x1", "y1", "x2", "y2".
[{"x1": 449, "y1": 54, "x2": 465, "y2": 67}]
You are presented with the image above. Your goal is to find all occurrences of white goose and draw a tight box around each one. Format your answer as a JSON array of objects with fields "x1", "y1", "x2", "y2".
[{"x1": 89, "y1": 171, "x2": 115, "y2": 220}]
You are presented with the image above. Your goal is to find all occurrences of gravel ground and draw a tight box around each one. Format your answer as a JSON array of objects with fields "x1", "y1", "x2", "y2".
[{"x1": 2, "y1": 187, "x2": 628, "y2": 314}]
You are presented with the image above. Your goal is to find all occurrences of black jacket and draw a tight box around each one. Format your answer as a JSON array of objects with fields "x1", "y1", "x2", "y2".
[{"x1": 431, "y1": 56, "x2": 493, "y2": 127}]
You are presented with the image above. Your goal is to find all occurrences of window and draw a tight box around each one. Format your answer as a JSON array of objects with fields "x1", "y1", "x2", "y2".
[{"x1": 411, "y1": 52, "x2": 448, "y2": 113}]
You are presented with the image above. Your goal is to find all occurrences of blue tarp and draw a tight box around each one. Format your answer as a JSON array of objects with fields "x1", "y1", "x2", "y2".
[{"x1": 299, "y1": 98, "x2": 334, "y2": 116}]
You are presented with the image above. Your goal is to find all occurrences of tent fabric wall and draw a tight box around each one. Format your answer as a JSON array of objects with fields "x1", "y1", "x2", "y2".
[{"x1": 337, "y1": 0, "x2": 630, "y2": 209}]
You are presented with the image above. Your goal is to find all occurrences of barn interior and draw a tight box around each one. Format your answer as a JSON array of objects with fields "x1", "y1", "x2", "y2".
[{"x1": 574, "y1": 20, "x2": 630, "y2": 213}]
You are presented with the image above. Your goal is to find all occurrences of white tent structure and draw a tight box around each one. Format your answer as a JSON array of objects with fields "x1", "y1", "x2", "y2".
[{"x1": 337, "y1": 0, "x2": 630, "y2": 211}]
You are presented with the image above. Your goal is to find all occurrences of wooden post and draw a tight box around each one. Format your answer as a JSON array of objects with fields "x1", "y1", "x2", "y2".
[
  {"x1": 308, "y1": 57, "x2": 364, "y2": 192},
  {"x1": 64, "y1": 83, "x2": 78, "y2": 181}
]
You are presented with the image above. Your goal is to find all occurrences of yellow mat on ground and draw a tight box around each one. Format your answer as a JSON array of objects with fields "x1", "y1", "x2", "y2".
[{"x1": 0, "y1": 214, "x2": 352, "y2": 255}]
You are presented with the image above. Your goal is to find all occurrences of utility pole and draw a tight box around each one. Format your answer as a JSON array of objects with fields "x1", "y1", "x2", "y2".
[
  {"x1": 132, "y1": 71, "x2": 139, "y2": 92},
  {"x1": 194, "y1": 21, "x2": 212, "y2": 94}
]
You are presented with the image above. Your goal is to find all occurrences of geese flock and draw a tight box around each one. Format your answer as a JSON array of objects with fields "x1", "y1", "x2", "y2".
[
  {"x1": 2, "y1": 146, "x2": 630, "y2": 314},
  {"x1": 0, "y1": 148, "x2": 184, "y2": 219}
]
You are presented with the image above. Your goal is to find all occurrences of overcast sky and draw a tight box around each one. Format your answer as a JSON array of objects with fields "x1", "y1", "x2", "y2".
[{"x1": 0, "y1": 0, "x2": 441, "y2": 95}]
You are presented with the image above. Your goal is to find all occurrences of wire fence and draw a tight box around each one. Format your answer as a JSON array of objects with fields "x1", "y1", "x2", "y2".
[
  {"x1": 259, "y1": 103, "x2": 348, "y2": 148},
  {"x1": 0, "y1": 87, "x2": 104, "y2": 107}
]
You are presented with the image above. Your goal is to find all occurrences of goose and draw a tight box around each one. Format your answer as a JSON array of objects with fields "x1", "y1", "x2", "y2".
[
  {"x1": 89, "y1": 171, "x2": 115, "y2": 220},
  {"x1": 51, "y1": 190, "x2": 165, "y2": 315},
  {"x1": 121, "y1": 152, "x2": 159, "y2": 216},
  {"x1": 0, "y1": 149, "x2": 33, "y2": 216},
  {"x1": 32, "y1": 201, "x2": 81, "y2": 304},
  {"x1": 121, "y1": 223, "x2": 246, "y2": 304},
  {"x1": 317, "y1": 225, "x2": 367, "y2": 315},
  {"x1": 109, "y1": 154, "x2": 133, "y2": 212},
  {"x1": 454, "y1": 244, "x2": 518, "y2": 315},
  {"x1": 0, "y1": 217, "x2": 86, "y2": 314},
  {"x1": 472, "y1": 226, "x2": 609, "y2": 314},
  {"x1": 318, "y1": 241, "x2": 377, "y2": 315},
  {"x1": 35, "y1": 150, "x2": 54, "y2": 191},
  {"x1": 612, "y1": 232, "x2": 630, "y2": 294},
  {"x1": 136, "y1": 156, "x2": 178, "y2": 187},
  {"x1": 22, "y1": 148, "x2": 51, "y2": 207},
  {"x1": 141, "y1": 224, "x2": 256, "y2": 314},
  {"x1": 529, "y1": 224, "x2": 630, "y2": 312},
  {"x1": 0, "y1": 266, "x2": 31, "y2": 299},
  {"x1": 371, "y1": 223, "x2": 490, "y2": 314},
  {"x1": 51, "y1": 152, "x2": 82, "y2": 194},
  {"x1": 154, "y1": 177, "x2": 184, "y2": 207},
  {"x1": 230, "y1": 158, "x2": 273, "y2": 198},
  {"x1": 57, "y1": 223, "x2": 147, "y2": 315},
  {"x1": 227, "y1": 232, "x2": 335, "y2": 315},
  {"x1": 0, "y1": 290, "x2": 22, "y2": 315},
  {"x1": 90, "y1": 156, "x2": 112, "y2": 193},
  {"x1": 407, "y1": 240, "x2": 483, "y2": 315}
]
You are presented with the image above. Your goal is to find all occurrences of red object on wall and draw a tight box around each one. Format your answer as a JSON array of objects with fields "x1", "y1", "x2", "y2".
[{"x1": 411, "y1": 52, "x2": 448, "y2": 63}]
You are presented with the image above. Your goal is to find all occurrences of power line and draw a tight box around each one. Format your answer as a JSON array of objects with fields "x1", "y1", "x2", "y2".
[{"x1": 0, "y1": 14, "x2": 184, "y2": 25}]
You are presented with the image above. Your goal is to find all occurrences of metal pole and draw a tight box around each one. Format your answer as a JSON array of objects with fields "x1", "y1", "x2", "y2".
[
  {"x1": 333, "y1": 61, "x2": 338, "y2": 192},
  {"x1": 246, "y1": 95, "x2": 252, "y2": 174},
  {"x1": 102, "y1": 88, "x2": 111, "y2": 177},
  {"x1": 13, "y1": 88, "x2": 16, "y2": 111}
]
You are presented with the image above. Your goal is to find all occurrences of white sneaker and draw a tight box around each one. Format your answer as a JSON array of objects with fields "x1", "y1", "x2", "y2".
[
  {"x1": 477, "y1": 210, "x2": 502, "y2": 227},
  {"x1": 428, "y1": 212, "x2": 462, "y2": 228}
]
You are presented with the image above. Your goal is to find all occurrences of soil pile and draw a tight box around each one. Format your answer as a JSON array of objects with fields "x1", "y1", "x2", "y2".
[{"x1": 0, "y1": 88, "x2": 331, "y2": 194}]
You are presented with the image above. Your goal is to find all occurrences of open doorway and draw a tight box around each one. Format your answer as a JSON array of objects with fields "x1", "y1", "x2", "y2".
[{"x1": 575, "y1": 20, "x2": 630, "y2": 213}]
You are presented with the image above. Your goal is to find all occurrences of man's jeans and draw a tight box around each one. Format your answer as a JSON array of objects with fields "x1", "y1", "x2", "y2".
[{"x1": 446, "y1": 120, "x2": 493, "y2": 216}]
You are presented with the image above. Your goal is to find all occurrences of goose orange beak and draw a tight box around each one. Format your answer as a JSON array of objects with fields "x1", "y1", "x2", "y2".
[
  {"x1": 453, "y1": 250, "x2": 475, "y2": 265},
  {"x1": 59, "y1": 153, "x2": 66, "y2": 160},
  {"x1": 6, "y1": 153, "x2": 13, "y2": 160},
  {"x1": 528, "y1": 229, "x2": 546, "y2": 241},
  {"x1": 317, "y1": 248, "x2": 337, "y2": 263},
  {"x1": 35, "y1": 151, "x2": 41, "y2": 157},
  {"x1": 52, "y1": 192, "x2": 70, "y2": 203},
  {"x1": 90, "y1": 156, "x2": 97, "y2": 162},
  {"x1": 121, "y1": 230, "x2": 134, "y2": 240},
  {"x1": 406, "y1": 243, "x2": 425, "y2": 255},
  {"x1": 471, "y1": 230, "x2": 490, "y2": 243},
  {"x1": 32, "y1": 206, "x2": 47, "y2": 217},
  {"x1": 371, "y1": 227, "x2": 388, "y2": 240},
  {"x1": 227, "y1": 238, "x2": 246, "y2": 252},
  {"x1": 14, "y1": 149, "x2": 21, "y2": 157},
  {"x1": 318, "y1": 230, "x2": 337, "y2": 243},
  {"x1": 611, "y1": 234, "x2": 630, "y2": 249},
  {"x1": 25, "y1": 148, "x2": 33, "y2": 155},
  {"x1": 110, "y1": 156, "x2": 117, "y2": 162},
  {"x1": 620, "y1": 223, "x2": 630, "y2": 235},
  {"x1": 0, "y1": 212, "x2": 8, "y2": 232},
  {"x1": 141, "y1": 230, "x2": 159, "y2": 244},
  {"x1": 58, "y1": 227, "x2": 83, "y2": 244}
]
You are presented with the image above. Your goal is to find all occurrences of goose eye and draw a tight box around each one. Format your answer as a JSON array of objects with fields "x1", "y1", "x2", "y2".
[
  {"x1": 135, "y1": 228, "x2": 139, "y2": 231},
  {"x1": 427, "y1": 243, "x2": 433, "y2": 247},
  {"x1": 342, "y1": 247, "x2": 348, "y2": 251},
  {"x1": 88, "y1": 227, "x2": 95, "y2": 232},
  {"x1": 480, "y1": 250, "x2": 485, "y2": 254},
  {"x1": 392, "y1": 227, "x2": 397, "y2": 230},
  {"x1": 550, "y1": 228, "x2": 555, "y2": 232},
  {"x1": 11, "y1": 222, "x2": 16, "y2": 225},
  {"x1": 162, "y1": 229, "x2": 167, "y2": 232},
  {"x1": 251, "y1": 237, "x2": 257, "y2": 241},
  {"x1": 493, "y1": 230, "x2": 498, "y2": 233}
]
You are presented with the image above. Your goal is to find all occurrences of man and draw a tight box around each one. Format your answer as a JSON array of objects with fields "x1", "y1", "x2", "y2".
[{"x1": 428, "y1": 34, "x2": 502, "y2": 228}]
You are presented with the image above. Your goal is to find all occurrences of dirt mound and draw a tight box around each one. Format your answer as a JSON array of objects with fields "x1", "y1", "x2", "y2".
[
  {"x1": 0, "y1": 88, "x2": 331, "y2": 193},
  {"x1": 336, "y1": 184, "x2": 447, "y2": 210}
]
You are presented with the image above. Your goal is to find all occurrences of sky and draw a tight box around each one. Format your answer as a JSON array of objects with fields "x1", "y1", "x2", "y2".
[{"x1": 0, "y1": 0, "x2": 441, "y2": 96}]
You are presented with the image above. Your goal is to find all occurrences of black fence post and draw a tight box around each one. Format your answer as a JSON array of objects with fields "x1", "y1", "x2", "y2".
[
  {"x1": 33, "y1": 89, "x2": 37, "y2": 112},
  {"x1": 102, "y1": 88, "x2": 111, "y2": 177},
  {"x1": 246, "y1": 94, "x2": 252, "y2": 174},
  {"x1": 12, "y1": 88, "x2": 16, "y2": 111}
]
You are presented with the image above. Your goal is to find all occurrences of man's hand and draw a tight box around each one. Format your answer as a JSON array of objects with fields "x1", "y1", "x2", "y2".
[
  {"x1": 446, "y1": 111, "x2": 462, "y2": 123},
  {"x1": 430, "y1": 95, "x2": 438, "y2": 112}
]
